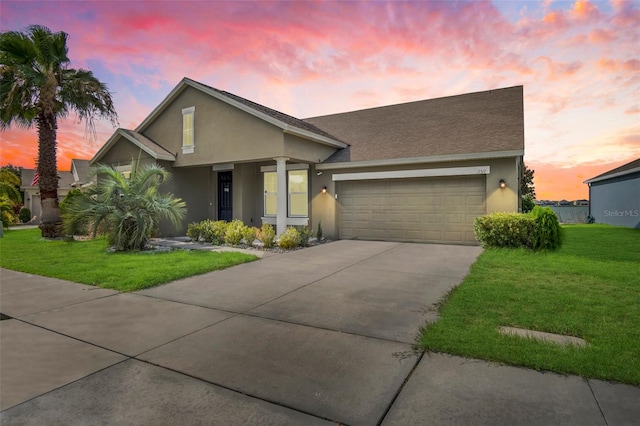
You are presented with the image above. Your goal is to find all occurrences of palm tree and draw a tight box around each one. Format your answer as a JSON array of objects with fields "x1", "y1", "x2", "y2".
[
  {"x1": 0, "y1": 25, "x2": 118, "y2": 238},
  {"x1": 63, "y1": 162, "x2": 187, "y2": 251},
  {"x1": 0, "y1": 168, "x2": 22, "y2": 207}
]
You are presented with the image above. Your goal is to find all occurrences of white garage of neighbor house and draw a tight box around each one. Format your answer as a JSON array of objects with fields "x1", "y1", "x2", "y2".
[
  {"x1": 91, "y1": 78, "x2": 525, "y2": 245},
  {"x1": 584, "y1": 158, "x2": 640, "y2": 228}
]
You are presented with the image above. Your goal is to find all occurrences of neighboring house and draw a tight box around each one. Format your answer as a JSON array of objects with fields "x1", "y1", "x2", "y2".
[
  {"x1": 70, "y1": 158, "x2": 95, "y2": 188},
  {"x1": 21, "y1": 159, "x2": 92, "y2": 222},
  {"x1": 91, "y1": 78, "x2": 524, "y2": 244},
  {"x1": 584, "y1": 158, "x2": 640, "y2": 228}
]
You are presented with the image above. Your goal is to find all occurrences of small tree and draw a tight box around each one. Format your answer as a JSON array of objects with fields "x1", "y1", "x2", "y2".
[
  {"x1": 63, "y1": 163, "x2": 186, "y2": 251},
  {"x1": 521, "y1": 163, "x2": 536, "y2": 199}
]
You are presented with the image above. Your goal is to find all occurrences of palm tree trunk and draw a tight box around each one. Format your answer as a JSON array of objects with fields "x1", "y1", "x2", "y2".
[{"x1": 36, "y1": 111, "x2": 62, "y2": 238}]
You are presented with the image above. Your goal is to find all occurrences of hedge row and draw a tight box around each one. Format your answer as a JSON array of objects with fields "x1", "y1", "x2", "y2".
[
  {"x1": 474, "y1": 206, "x2": 563, "y2": 250},
  {"x1": 187, "y1": 219, "x2": 313, "y2": 249}
]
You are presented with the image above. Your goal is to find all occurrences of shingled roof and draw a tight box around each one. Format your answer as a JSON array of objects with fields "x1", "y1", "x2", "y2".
[
  {"x1": 20, "y1": 169, "x2": 75, "y2": 190},
  {"x1": 584, "y1": 158, "x2": 640, "y2": 184},
  {"x1": 305, "y1": 86, "x2": 524, "y2": 163}
]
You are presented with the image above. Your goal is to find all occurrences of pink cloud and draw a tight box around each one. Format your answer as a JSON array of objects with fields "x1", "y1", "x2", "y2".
[
  {"x1": 570, "y1": 0, "x2": 602, "y2": 21},
  {"x1": 588, "y1": 28, "x2": 615, "y2": 43},
  {"x1": 536, "y1": 56, "x2": 583, "y2": 80}
]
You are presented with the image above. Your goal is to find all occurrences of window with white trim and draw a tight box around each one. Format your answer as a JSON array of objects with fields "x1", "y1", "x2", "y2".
[
  {"x1": 288, "y1": 170, "x2": 308, "y2": 217},
  {"x1": 264, "y1": 172, "x2": 277, "y2": 216},
  {"x1": 182, "y1": 106, "x2": 195, "y2": 154}
]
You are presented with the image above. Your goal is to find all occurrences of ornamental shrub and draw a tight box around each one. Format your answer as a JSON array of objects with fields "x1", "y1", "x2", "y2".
[
  {"x1": 60, "y1": 189, "x2": 90, "y2": 235},
  {"x1": 186, "y1": 222, "x2": 203, "y2": 241},
  {"x1": 225, "y1": 219, "x2": 245, "y2": 246},
  {"x1": 243, "y1": 226, "x2": 258, "y2": 245},
  {"x1": 19, "y1": 207, "x2": 31, "y2": 223},
  {"x1": 530, "y1": 206, "x2": 563, "y2": 250},
  {"x1": 257, "y1": 223, "x2": 276, "y2": 248},
  {"x1": 522, "y1": 195, "x2": 535, "y2": 213},
  {"x1": 474, "y1": 213, "x2": 538, "y2": 249},
  {"x1": 200, "y1": 220, "x2": 227, "y2": 244},
  {"x1": 317, "y1": 221, "x2": 323, "y2": 240},
  {"x1": 297, "y1": 225, "x2": 312, "y2": 246},
  {"x1": 278, "y1": 226, "x2": 301, "y2": 249}
]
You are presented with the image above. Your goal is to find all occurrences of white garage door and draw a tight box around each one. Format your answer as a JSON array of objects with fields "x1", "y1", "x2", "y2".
[{"x1": 337, "y1": 176, "x2": 485, "y2": 244}]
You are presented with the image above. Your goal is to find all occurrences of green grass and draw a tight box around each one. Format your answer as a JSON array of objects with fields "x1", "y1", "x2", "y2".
[
  {"x1": 0, "y1": 228, "x2": 258, "y2": 291},
  {"x1": 419, "y1": 224, "x2": 640, "y2": 385}
]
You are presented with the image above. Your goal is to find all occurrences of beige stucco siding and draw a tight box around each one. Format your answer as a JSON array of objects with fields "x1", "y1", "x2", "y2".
[
  {"x1": 97, "y1": 137, "x2": 156, "y2": 167},
  {"x1": 157, "y1": 162, "x2": 211, "y2": 236},
  {"x1": 143, "y1": 87, "x2": 288, "y2": 167},
  {"x1": 282, "y1": 134, "x2": 339, "y2": 163},
  {"x1": 314, "y1": 157, "x2": 520, "y2": 242}
]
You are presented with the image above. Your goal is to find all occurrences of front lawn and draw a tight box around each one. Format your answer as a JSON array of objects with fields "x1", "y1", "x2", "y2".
[
  {"x1": 419, "y1": 224, "x2": 640, "y2": 385},
  {"x1": 0, "y1": 228, "x2": 257, "y2": 291}
]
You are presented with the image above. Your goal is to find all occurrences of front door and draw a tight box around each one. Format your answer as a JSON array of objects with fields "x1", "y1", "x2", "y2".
[{"x1": 218, "y1": 171, "x2": 233, "y2": 221}]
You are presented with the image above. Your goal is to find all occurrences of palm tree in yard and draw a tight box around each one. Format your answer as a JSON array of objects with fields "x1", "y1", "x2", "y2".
[
  {"x1": 0, "y1": 25, "x2": 118, "y2": 238},
  {"x1": 64, "y1": 162, "x2": 186, "y2": 252}
]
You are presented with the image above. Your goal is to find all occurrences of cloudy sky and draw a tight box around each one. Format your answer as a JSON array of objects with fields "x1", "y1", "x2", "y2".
[{"x1": 1, "y1": 0, "x2": 638, "y2": 200}]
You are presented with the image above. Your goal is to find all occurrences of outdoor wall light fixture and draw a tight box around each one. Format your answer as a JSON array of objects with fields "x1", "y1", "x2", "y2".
[
  {"x1": 499, "y1": 179, "x2": 506, "y2": 189},
  {"x1": 322, "y1": 186, "x2": 327, "y2": 194}
]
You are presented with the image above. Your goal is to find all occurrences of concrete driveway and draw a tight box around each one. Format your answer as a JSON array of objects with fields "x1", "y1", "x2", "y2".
[{"x1": 1, "y1": 240, "x2": 638, "y2": 425}]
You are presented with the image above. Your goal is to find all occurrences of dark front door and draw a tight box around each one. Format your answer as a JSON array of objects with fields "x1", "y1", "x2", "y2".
[{"x1": 218, "y1": 171, "x2": 233, "y2": 221}]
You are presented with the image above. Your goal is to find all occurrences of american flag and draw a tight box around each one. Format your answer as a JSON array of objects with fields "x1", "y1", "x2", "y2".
[{"x1": 31, "y1": 170, "x2": 39, "y2": 186}]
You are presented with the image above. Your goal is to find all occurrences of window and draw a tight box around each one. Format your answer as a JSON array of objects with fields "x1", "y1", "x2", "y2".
[
  {"x1": 264, "y1": 172, "x2": 277, "y2": 216},
  {"x1": 262, "y1": 167, "x2": 309, "y2": 218},
  {"x1": 182, "y1": 106, "x2": 195, "y2": 154},
  {"x1": 115, "y1": 165, "x2": 131, "y2": 179},
  {"x1": 288, "y1": 170, "x2": 308, "y2": 217}
]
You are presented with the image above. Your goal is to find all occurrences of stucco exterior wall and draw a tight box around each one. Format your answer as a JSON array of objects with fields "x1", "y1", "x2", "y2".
[
  {"x1": 142, "y1": 87, "x2": 287, "y2": 167},
  {"x1": 97, "y1": 138, "x2": 156, "y2": 167},
  {"x1": 157, "y1": 162, "x2": 211, "y2": 236},
  {"x1": 314, "y1": 156, "x2": 520, "y2": 240},
  {"x1": 283, "y1": 134, "x2": 339, "y2": 163},
  {"x1": 589, "y1": 174, "x2": 640, "y2": 228}
]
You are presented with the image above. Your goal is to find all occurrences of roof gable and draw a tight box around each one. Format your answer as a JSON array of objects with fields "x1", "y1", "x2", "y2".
[
  {"x1": 135, "y1": 77, "x2": 346, "y2": 149},
  {"x1": 584, "y1": 158, "x2": 640, "y2": 184},
  {"x1": 91, "y1": 129, "x2": 176, "y2": 165},
  {"x1": 305, "y1": 86, "x2": 525, "y2": 163}
]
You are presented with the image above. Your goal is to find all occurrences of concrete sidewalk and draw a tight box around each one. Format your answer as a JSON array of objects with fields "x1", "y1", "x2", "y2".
[{"x1": 1, "y1": 240, "x2": 639, "y2": 425}]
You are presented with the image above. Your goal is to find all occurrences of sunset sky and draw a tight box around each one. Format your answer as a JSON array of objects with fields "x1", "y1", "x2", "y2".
[{"x1": 1, "y1": 0, "x2": 638, "y2": 200}]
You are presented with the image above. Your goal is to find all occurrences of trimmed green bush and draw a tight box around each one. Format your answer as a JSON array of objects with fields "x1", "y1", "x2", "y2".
[
  {"x1": 531, "y1": 206, "x2": 563, "y2": 250},
  {"x1": 243, "y1": 226, "x2": 257, "y2": 245},
  {"x1": 199, "y1": 220, "x2": 226, "y2": 244},
  {"x1": 317, "y1": 221, "x2": 323, "y2": 240},
  {"x1": 186, "y1": 222, "x2": 203, "y2": 241},
  {"x1": 474, "y1": 213, "x2": 538, "y2": 249},
  {"x1": 257, "y1": 223, "x2": 276, "y2": 248},
  {"x1": 19, "y1": 207, "x2": 31, "y2": 223},
  {"x1": 297, "y1": 225, "x2": 312, "y2": 247},
  {"x1": 278, "y1": 226, "x2": 301, "y2": 249},
  {"x1": 474, "y1": 207, "x2": 563, "y2": 250},
  {"x1": 225, "y1": 219, "x2": 245, "y2": 246},
  {"x1": 522, "y1": 195, "x2": 535, "y2": 213}
]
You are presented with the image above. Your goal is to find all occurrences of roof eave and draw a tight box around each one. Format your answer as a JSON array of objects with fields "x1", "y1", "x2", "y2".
[
  {"x1": 584, "y1": 167, "x2": 640, "y2": 184},
  {"x1": 316, "y1": 149, "x2": 524, "y2": 170},
  {"x1": 90, "y1": 129, "x2": 176, "y2": 166},
  {"x1": 283, "y1": 126, "x2": 348, "y2": 148}
]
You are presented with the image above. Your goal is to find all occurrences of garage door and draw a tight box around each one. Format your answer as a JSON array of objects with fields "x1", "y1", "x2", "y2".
[{"x1": 337, "y1": 176, "x2": 485, "y2": 244}]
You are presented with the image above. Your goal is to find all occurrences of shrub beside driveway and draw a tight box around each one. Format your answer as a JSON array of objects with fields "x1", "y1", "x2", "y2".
[{"x1": 420, "y1": 224, "x2": 640, "y2": 385}]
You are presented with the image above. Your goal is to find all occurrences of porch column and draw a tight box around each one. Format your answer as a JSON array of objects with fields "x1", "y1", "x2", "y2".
[{"x1": 274, "y1": 156, "x2": 289, "y2": 236}]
